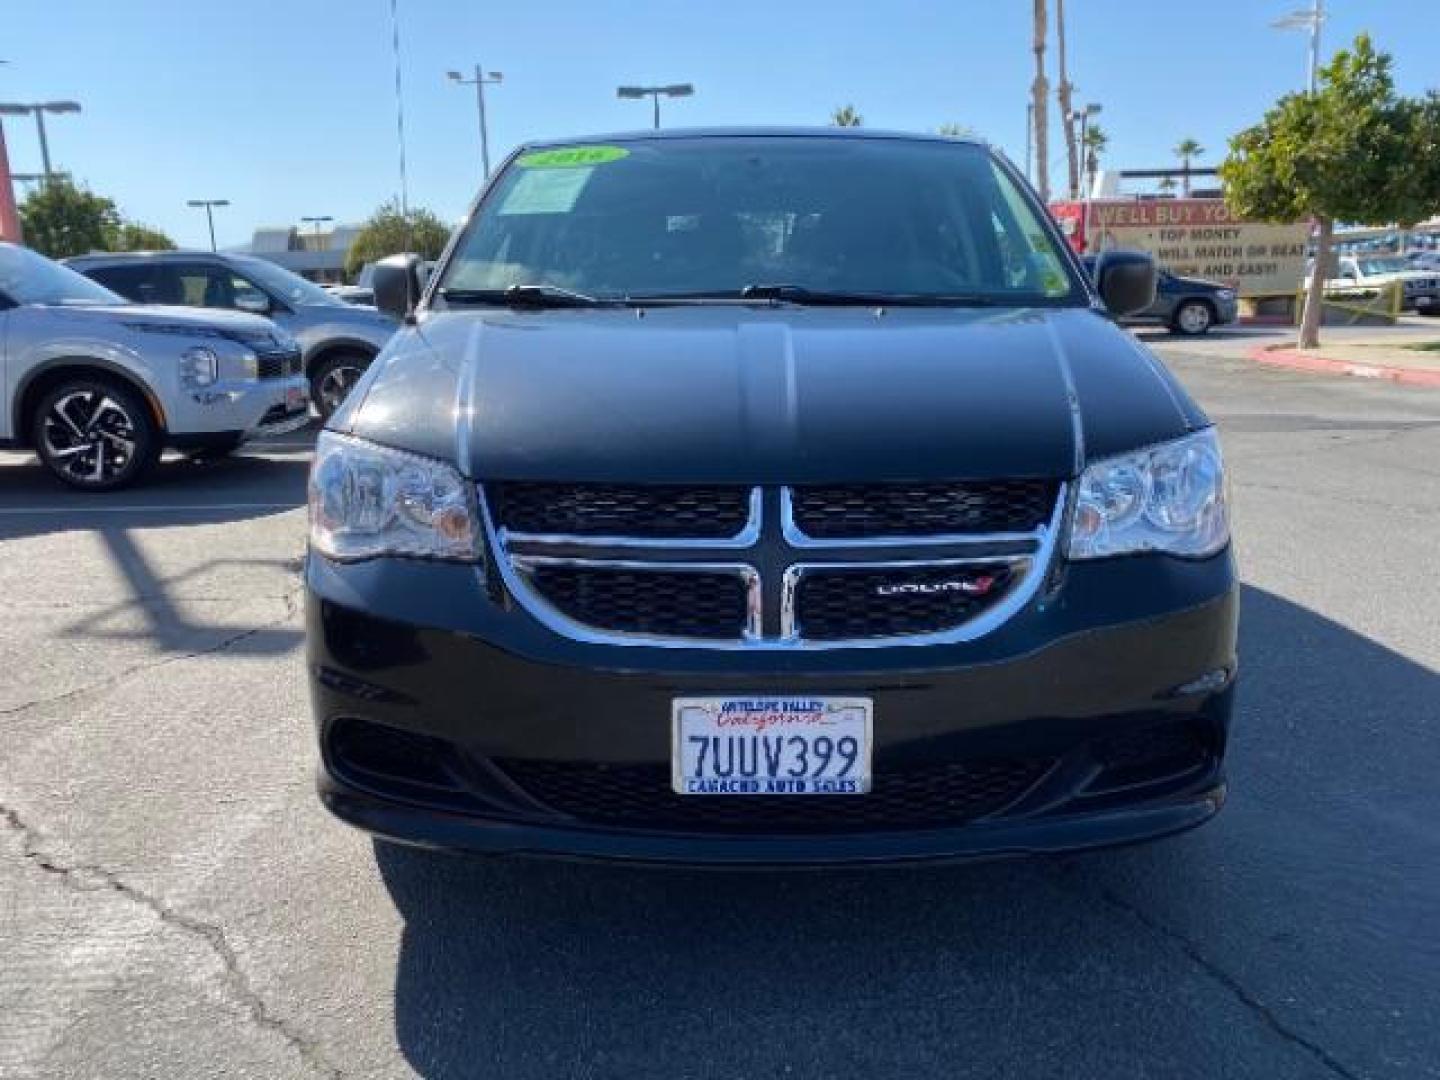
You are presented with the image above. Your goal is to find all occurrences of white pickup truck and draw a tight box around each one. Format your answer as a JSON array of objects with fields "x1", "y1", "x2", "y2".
[{"x1": 1319, "y1": 254, "x2": 1440, "y2": 314}]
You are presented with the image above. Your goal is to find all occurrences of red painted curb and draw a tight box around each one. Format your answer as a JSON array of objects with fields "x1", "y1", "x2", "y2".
[{"x1": 1246, "y1": 346, "x2": 1440, "y2": 389}]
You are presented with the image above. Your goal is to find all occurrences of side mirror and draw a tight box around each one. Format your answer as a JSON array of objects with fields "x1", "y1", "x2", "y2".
[
  {"x1": 233, "y1": 291, "x2": 271, "y2": 315},
  {"x1": 1094, "y1": 249, "x2": 1158, "y2": 317},
  {"x1": 372, "y1": 253, "x2": 423, "y2": 321}
]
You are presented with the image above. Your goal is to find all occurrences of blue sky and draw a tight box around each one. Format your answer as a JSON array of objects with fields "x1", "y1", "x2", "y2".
[{"x1": 3, "y1": 0, "x2": 1436, "y2": 249}]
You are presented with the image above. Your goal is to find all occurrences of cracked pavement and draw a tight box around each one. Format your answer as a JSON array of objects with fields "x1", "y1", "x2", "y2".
[{"x1": 1, "y1": 346, "x2": 1437, "y2": 1079}]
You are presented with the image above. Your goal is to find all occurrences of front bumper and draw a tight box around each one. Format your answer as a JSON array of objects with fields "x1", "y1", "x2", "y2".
[
  {"x1": 306, "y1": 549, "x2": 1238, "y2": 865},
  {"x1": 165, "y1": 374, "x2": 310, "y2": 435}
]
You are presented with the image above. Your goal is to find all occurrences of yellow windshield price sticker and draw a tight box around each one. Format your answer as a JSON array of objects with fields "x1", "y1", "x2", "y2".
[{"x1": 516, "y1": 146, "x2": 630, "y2": 168}]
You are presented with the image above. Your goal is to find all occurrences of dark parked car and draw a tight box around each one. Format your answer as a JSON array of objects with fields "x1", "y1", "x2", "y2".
[
  {"x1": 67, "y1": 251, "x2": 397, "y2": 419},
  {"x1": 1082, "y1": 256, "x2": 1238, "y2": 335},
  {"x1": 306, "y1": 129, "x2": 1236, "y2": 865}
]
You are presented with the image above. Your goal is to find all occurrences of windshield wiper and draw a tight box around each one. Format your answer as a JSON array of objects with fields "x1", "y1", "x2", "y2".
[
  {"x1": 440, "y1": 284, "x2": 622, "y2": 308},
  {"x1": 738, "y1": 284, "x2": 1006, "y2": 307}
]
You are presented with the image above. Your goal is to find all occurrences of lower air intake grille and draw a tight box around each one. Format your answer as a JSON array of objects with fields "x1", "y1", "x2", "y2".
[
  {"x1": 791, "y1": 480, "x2": 1056, "y2": 538},
  {"x1": 525, "y1": 565, "x2": 749, "y2": 640},
  {"x1": 495, "y1": 756, "x2": 1053, "y2": 833},
  {"x1": 794, "y1": 563, "x2": 1017, "y2": 641}
]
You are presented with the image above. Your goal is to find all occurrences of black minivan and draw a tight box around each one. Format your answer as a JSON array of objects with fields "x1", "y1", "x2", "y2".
[{"x1": 305, "y1": 129, "x2": 1236, "y2": 864}]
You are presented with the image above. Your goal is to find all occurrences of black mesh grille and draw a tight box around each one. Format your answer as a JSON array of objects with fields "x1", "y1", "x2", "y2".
[
  {"x1": 791, "y1": 481, "x2": 1056, "y2": 538},
  {"x1": 495, "y1": 756, "x2": 1053, "y2": 833},
  {"x1": 796, "y1": 563, "x2": 1017, "y2": 640},
  {"x1": 490, "y1": 483, "x2": 751, "y2": 538},
  {"x1": 526, "y1": 565, "x2": 748, "y2": 639},
  {"x1": 256, "y1": 349, "x2": 303, "y2": 379}
]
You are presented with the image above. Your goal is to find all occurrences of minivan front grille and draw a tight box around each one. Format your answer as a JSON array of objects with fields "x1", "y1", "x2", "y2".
[
  {"x1": 522, "y1": 563, "x2": 754, "y2": 641},
  {"x1": 484, "y1": 481, "x2": 1062, "y2": 648},
  {"x1": 490, "y1": 482, "x2": 753, "y2": 539},
  {"x1": 792, "y1": 563, "x2": 1019, "y2": 641},
  {"x1": 789, "y1": 480, "x2": 1056, "y2": 538}
]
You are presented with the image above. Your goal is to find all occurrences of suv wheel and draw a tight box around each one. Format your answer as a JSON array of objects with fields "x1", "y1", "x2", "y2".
[
  {"x1": 32, "y1": 377, "x2": 160, "y2": 490},
  {"x1": 311, "y1": 353, "x2": 370, "y2": 420},
  {"x1": 1172, "y1": 300, "x2": 1214, "y2": 336}
]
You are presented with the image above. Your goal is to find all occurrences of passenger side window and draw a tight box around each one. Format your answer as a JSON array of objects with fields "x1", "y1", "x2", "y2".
[
  {"x1": 88, "y1": 264, "x2": 158, "y2": 304},
  {"x1": 149, "y1": 264, "x2": 265, "y2": 310}
]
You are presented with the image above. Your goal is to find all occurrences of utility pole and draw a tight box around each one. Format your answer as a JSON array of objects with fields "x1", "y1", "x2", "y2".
[
  {"x1": 187, "y1": 199, "x2": 229, "y2": 252},
  {"x1": 1030, "y1": 0, "x2": 1050, "y2": 201},
  {"x1": 447, "y1": 64, "x2": 503, "y2": 178}
]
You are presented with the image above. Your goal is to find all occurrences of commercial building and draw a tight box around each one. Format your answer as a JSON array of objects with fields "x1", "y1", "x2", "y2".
[{"x1": 237, "y1": 223, "x2": 363, "y2": 284}]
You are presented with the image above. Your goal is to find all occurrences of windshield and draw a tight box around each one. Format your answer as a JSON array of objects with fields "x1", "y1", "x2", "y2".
[
  {"x1": 231, "y1": 254, "x2": 343, "y2": 307},
  {"x1": 1358, "y1": 256, "x2": 1413, "y2": 276},
  {"x1": 0, "y1": 244, "x2": 124, "y2": 306},
  {"x1": 439, "y1": 137, "x2": 1081, "y2": 304}
]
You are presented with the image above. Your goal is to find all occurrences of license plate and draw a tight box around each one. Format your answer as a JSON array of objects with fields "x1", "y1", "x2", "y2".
[{"x1": 672, "y1": 696, "x2": 872, "y2": 795}]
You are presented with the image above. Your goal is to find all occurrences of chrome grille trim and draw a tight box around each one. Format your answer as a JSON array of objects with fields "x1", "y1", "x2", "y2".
[
  {"x1": 508, "y1": 555, "x2": 762, "y2": 645},
  {"x1": 482, "y1": 484, "x2": 1067, "y2": 650},
  {"x1": 779, "y1": 486, "x2": 1049, "y2": 549},
  {"x1": 496, "y1": 486, "x2": 762, "y2": 550}
]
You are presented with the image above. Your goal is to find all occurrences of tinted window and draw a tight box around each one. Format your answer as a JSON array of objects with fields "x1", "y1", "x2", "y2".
[
  {"x1": 0, "y1": 245, "x2": 122, "y2": 306},
  {"x1": 87, "y1": 264, "x2": 159, "y2": 303},
  {"x1": 144, "y1": 263, "x2": 265, "y2": 309},
  {"x1": 441, "y1": 137, "x2": 1080, "y2": 304}
]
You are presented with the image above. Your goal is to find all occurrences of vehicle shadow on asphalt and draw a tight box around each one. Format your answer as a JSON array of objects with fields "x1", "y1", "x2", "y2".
[{"x1": 372, "y1": 585, "x2": 1440, "y2": 1078}]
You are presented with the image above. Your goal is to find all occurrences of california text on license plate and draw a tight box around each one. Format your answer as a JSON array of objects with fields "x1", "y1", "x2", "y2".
[{"x1": 671, "y1": 697, "x2": 873, "y2": 795}]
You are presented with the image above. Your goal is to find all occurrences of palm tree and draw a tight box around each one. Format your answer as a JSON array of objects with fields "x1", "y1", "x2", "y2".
[
  {"x1": 1031, "y1": 0, "x2": 1050, "y2": 201},
  {"x1": 1174, "y1": 138, "x2": 1204, "y2": 196},
  {"x1": 1082, "y1": 123, "x2": 1108, "y2": 191},
  {"x1": 1055, "y1": 0, "x2": 1079, "y2": 198},
  {"x1": 830, "y1": 105, "x2": 863, "y2": 127}
]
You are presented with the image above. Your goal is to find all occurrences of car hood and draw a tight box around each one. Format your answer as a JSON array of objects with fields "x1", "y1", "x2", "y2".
[
  {"x1": 43, "y1": 302, "x2": 279, "y2": 335},
  {"x1": 336, "y1": 305, "x2": 1205, "y2": 483},
  {"x1": 298, "y1": 302, "x2": 395, "y2": 327}
]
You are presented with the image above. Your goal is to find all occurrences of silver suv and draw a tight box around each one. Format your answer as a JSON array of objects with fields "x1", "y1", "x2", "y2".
[
  {"x1": 67, "y1": 250, "x2": 398, "y2": 418},
  {"x1": 1, "y1": 242, "x2": 309, "y2": 490}
]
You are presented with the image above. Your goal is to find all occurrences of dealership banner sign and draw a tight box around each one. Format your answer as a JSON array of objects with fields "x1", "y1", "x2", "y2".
[{"x1": 1052, "y1": 199, "x2": 1309, "y2": 298}]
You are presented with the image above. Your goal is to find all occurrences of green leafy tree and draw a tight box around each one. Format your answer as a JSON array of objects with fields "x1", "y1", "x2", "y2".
[
  {"x1": 937, "y1": 122, "x2": 975, "y2": 138},
  {"x1": 108, "y1": 221, "x2": 176, "y2": 251},
  {"x1": 345, "y1": 199, "x2": 451, "y2": 280},
  {"x1": 1220, "y1": 34, "x2": 1440, "y2": 348},
  {"x1": 830, "y1": 105, "x2": 863, "y2": 127},
  {"x1": 18, "y1": 180, "x2": 121, "y2": 258},
  {"x1": 1173, "y1": 138, "x2": 1204, "y2": 196},
  {"x1": 1082, "y1": 122, "x2": 1108, "y2": 186}
]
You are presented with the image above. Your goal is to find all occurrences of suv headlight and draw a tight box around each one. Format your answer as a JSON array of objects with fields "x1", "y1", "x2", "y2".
[
  {"x1": 180, "y1": 346, "x2": 218, "y2": 387},
  {"x1": 1068, "y1": 428, "x2": 1229, "y2": 560},
  {"x1": 308, "y1": 432, "x2": 480, "y2": 561}
]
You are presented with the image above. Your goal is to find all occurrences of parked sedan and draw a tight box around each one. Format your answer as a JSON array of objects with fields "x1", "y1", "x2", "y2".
[{"x1": 1082, "y1": 256, "x2": 1238, "y2": 335}]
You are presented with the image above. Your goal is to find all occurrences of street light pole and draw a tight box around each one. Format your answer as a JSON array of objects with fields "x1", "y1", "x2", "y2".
[
  {"x1": 187, "y1": 199, "x2": 229, "y2": 252},
  {"x1": 1272, "y1": 0, "x2": 1326, "y2": 94},
  {"x1": 447, "y1": 65, "x2": 503, "y2": 178},
  {"x1": 0, "y1": 101, "x2": 81, "y2": 186},
  {"x1": 1071, "y1": 103, "x2": 1101, "y2": 251},
  {"x1": 616, "y1": 84, "x2": 694, "y2": 129},
  {"x1": 301, "y1": 215, "x2": 333, "y2": 246}
]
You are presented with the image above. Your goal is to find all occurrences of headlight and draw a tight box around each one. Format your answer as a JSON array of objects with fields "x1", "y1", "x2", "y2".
[
  {"x1": 307, "y1": 432, "x2": 480, "y2": 561},
  {"x1": 179, "y1": 346, "x2": 218, "y2": 387},
  {"x1": 1068, "y1": 429, "x2": 1229, "y2": 560}
]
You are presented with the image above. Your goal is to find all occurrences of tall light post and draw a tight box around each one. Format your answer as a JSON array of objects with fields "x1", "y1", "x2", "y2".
[
  {"x1": 447, "y1": 65, "x2": 503, "y2": 178},
  {"x1": 1272, "y1": 0, "x2": 1326, "y2": 94},
  {"x1": 616, "y1": 84, "x2": 693, "y2": 129},
  {"x1": 301, "y1": 215, "x2": 333, "y2": 246},
  {"x1": 187, "y1": 198, "x2": 229, "y2": 252},
  {"x1": 0, "y1": 101, "x2": 81, "y2": 185}
]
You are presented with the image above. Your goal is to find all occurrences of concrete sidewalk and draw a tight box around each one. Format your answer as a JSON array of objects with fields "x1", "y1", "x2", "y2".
[{"x1": 1247, "y1": 335, "x2": 1440, "y2": 388}]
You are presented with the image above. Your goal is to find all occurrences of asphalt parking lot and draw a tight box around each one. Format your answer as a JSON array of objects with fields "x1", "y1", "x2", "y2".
[{"x1": 2, "y1": 339, "x2": 1438, "y2": 1079}]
